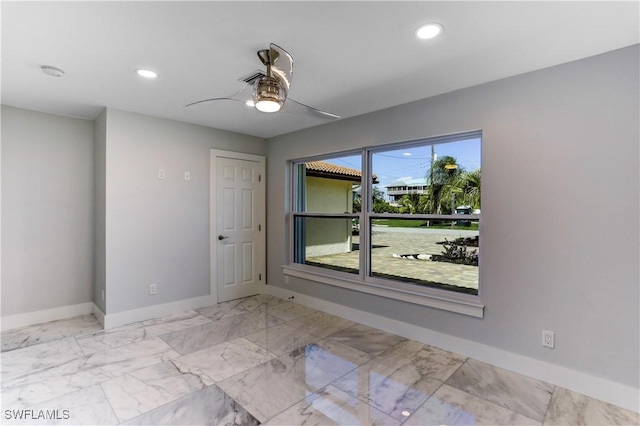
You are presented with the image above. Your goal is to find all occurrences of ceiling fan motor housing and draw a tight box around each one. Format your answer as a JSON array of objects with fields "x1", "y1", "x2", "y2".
[{"x1": 253, "y1": 76, "x2": 287, "y2": 112}]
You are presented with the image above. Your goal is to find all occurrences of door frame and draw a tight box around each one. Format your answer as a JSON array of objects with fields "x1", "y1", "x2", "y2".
[{"x1": 209, "y1": 149, "x2": 266, "y2": 305}]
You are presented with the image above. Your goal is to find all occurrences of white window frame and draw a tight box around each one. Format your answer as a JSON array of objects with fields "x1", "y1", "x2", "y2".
[{"x1": 284, "y1": 130, "x2": 484, "y2": 318}]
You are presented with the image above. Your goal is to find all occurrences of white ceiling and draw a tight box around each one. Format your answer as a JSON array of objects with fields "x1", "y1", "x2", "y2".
[{"x1": 2, "y1": 1, "x2": 638, "y2": 139}]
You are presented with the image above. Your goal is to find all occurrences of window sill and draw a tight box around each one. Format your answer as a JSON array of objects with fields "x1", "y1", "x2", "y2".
[{"x1": 282, "y1": 265, "x2": 484, "y2": 318}]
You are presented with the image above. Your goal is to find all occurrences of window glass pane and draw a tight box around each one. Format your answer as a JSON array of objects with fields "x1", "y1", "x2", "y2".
[
  {"x1": 290, "y1": 132, "x2": 482, "y2": 300},
  {"x1": 298, "y1": 155, "x2": 362, "y2": 213},
  {"x1": 370, "y1": 218, "x2": 479, "y2": 294},
  {"x1": 372, "y1": 138, "x2": 481, "y2": 215},
  {"x1": 294, "y1": 216, "x2": 359, "y2": 275}
]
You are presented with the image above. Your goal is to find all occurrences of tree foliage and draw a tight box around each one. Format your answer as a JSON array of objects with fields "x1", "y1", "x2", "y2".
[
  {"x1": 427, "y1": 156, "x2": 462, "y2": 214},
  {"x1": 394, "y1": 156, "x2": 481, "y2": 215},
  {"x1": 353, "y1": 186, "x2": 398, "y2": 213}
]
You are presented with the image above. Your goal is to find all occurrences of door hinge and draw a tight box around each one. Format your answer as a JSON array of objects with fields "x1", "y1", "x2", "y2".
[
  {"x1": 259, "y1": 273, "x2": 262, "y2": 281},
  {"x1": 258, "y1": 174, "x2": 262, "y2": 182},
  {"x1": 259, "y1": 224, "x2": 261, "y2": 231}
]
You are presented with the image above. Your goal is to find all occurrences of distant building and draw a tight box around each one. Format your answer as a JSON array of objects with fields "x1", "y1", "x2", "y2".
[{"x1": 385, "y1": 178, "x2": 429, "y2": 206}]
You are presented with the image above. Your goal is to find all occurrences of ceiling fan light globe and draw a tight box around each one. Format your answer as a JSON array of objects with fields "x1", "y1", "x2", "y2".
[
  {"x1": 255, "y1": 99, "x2": 282, "y2": 113},
  {"x1": 253, "y1": 76, "x2": 286, "y2": 113}
]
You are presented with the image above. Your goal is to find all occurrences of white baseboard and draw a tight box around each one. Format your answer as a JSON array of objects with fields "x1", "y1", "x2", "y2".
[
  {"x1": 1, "y1": 302, "x2": 94, "y2": 331},
  {"x1": 266, "y1": 285, "x2": 639, "y2": 413},
  {"x1": 103, "y1": 295, "x2": 214, "y2": 329}
]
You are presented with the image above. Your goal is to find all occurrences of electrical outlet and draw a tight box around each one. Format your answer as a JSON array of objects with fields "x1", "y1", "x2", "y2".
[
  {"x1": 158, "y1": 169, "x2": 165, "y2": 179},
  {"x1": 542, "y1": 330, "x2": 555, "y2": 348},
  {"x1": 149, "y1": 283, "x2": 157, "y2": 295},
  {"x1": 184, "y1": 171, "x2": 191, "y2": 181}
]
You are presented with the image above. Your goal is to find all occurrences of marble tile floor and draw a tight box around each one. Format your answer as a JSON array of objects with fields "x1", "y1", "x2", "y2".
[{"x1": 1, "y1": 295, "x2": 638, "y2": 426}]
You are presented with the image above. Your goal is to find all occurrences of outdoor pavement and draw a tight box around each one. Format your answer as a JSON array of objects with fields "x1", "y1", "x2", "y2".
[{"x1": 307, "y1": 226, "x2": 479, "y2": 293}]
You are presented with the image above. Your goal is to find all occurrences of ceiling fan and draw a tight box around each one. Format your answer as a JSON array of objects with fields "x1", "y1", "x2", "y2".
[{"x1": 185, "y1": 43, "x2": 340, "y2": 119}]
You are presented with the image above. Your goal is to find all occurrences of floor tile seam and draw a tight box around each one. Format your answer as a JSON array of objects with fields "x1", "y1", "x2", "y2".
[
  {"x1": 2, "y1": 374, "x2": 111, "y2": 414},
  {"x1": 233, "y1": 328, "x2": 280, "y2": 356},
  {"x1": 1, "y1": 349, "x2": 89, "y2": 387},
  {"x1": 321, "y1": 354, "x2": 381, "y2": 414},
  {"x1": 71, "y1": 314, "x2": 104, "y2": 338},
  {"x1": 166, "y1": 357, "x2": 210, "y2": 389},
  {"x1": 308, "y1": 316, "x2": 359, "y2": 338},
  {"x1": 215, "y1": 378, "x2": 273, "y2": 424},
  {"x1": 359, "y1": 355, "x2": 461, "y2": 385},
  {"x1": 0, "y1": 334, "x2": 81, "y2": 357},
  {"x1": 162, "y1": 317, "x2": 284, "y2": 356},
  {"x1": 409, "y1": 379, "x2": 543, "y2": 426},
  {"x1": 268, "y1": 309, "x2": 317, "y2": 325},
  {"x1": 0, "y1": 342, "x2": 30, "y2": 354},
  {"x1": 1, "y1": 384, "x2": 73, "y2": 412},
  {"x1": 399, "y1": 378, "x2": 448, "y2": 425},
  {"x1": 438, "y1": 354, "x2": 469, "y2": 383},
  {"x1": 97, "y1": 380, "x2": 121, "y2": 425},
  {"x1": 333, "y1": 359, "x2": 452, "y2": 423},
  {"x1": 75, "y1": 334, "x2": 95, "y2": 357},
  {"x1": 260, "y1": 389, "x2": 313, "y2": 425},
  {"x1": 306, "y1": 325, "x2": 349, "y2": 342},
  {"x1": 200, "y1": 309, "x2": 249, "y2": 322},
  {"x1": 2, "y1": 316, "x2": 99, "y2": 342},
  {"x1": 261, "y1": 382, "x2": 397, "y2": 425},
  {"x1": 365, "y1": 336, "x2": 412, "y2": 362},
  {"x1": 110, "y1": 310, "x2": 206, "y2": 333},
  {"x1": 141, "y1": 313, "x2": 215, "y2": 335},
  {"x1": 260, "y1": 314, "x2": 350, "y2": 341},
  {"x1": 540, "y1": 384, "x2": 558, "y2": 425},
  {"x1": 444, "y1": 360, "x2": 546, "y2": 423},
  {"x1": 207, "y1": 349, "x2": 280, "y2": 391},
  {"x1": 4, "y1": 344, "x2": 181, "y2": 400},
  {"x1": 114, "y1": 383, "x2": 222, "y2": 425},
  {"x1": 0, "y1": 326, "x2": 42, "y2": 353},
  {"x1": 220, "y1": 336, "x2": 281, "y2": 370},
  {"x1": 104, "y1": 361, "x2": 206, "y2": 424}
]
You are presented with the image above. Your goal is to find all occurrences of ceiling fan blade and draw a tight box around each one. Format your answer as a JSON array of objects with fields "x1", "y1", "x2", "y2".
[
  {"x1": 269, "y1": 43, "x2": 293, "y2": 91},
  {"x1": 284, "y1": 98, "x2": 340, "y2": 119},
  {"x1": 184, "y1": 84, "x2": 252, "y2": 108}
]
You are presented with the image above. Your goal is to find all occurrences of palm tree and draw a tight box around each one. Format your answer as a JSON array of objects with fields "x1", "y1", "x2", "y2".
[
  {"x1": 426, "y1": 156, "x2": 462, "y2": 214},
  {"x1": 457, "y1": 169, "x2": 481, "y2": 209},
  {"x1": 399, "y1": 193, "x2": 422, "y2": 214},
  {"x1": 439, "y1": 168, "x2": 481, "y2": 213}
]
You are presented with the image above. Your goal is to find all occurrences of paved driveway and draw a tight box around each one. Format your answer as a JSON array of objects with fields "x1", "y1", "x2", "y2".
[{"x1": 307, "y1": 226, "x2": 479, "y2": 293}]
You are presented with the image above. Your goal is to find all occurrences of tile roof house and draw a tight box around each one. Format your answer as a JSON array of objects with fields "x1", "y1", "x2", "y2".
[{"x1": 305, "y1": 161, "x2": 378, "y2": 184}]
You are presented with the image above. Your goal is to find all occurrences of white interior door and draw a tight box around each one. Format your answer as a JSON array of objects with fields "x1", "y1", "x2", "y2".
[{"x1": 211, "y1": 151, "x2": 265, "y2": 303}]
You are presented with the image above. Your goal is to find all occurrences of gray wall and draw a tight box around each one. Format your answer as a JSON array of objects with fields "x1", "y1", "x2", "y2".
[
  {"x1": 2, "y1": 106, "x2": 266, "y2": 319},
  {"x1": 1, "y1": 106, "x2": 94, "y2": 316},
  {"x1": 266, "y1": 45, "x2": 639, "y2": 388},
  {"x1": 94, "y1": 110, "x2": 107, "y2": 312},
  {"x1": 102, "y1": 109, "x2": 266, "y2": 314}
]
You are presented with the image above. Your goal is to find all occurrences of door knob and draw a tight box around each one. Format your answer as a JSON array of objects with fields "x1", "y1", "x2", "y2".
[{"x1": 218, "y1": 235, "x2": 229, "y2": 241}]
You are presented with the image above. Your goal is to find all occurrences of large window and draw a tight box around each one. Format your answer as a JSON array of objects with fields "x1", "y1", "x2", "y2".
[{"x1": 289, "y1": 131, "x2": 482, "y2": 315}]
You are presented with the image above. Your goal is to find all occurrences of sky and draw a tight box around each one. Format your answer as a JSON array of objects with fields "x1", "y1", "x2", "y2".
[{"x1": 326, "y1": 137, "x2": 481, "y2": 197}]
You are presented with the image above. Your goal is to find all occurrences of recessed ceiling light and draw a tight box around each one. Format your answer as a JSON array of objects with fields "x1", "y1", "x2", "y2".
[
  {"x1": 41, "y1": 65, "x2": 65, "y2": 77},
  {"x1": 136, "y1": 69, "x2": 158, "y2": 79},
  {"x1": 415, "y1": 23, "x2": 444, "y2": 40}
]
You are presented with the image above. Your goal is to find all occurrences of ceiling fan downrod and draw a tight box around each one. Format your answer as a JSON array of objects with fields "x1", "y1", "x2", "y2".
[{"x1": 254, "y1": 49, "x2": 286, "y2": 113}]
